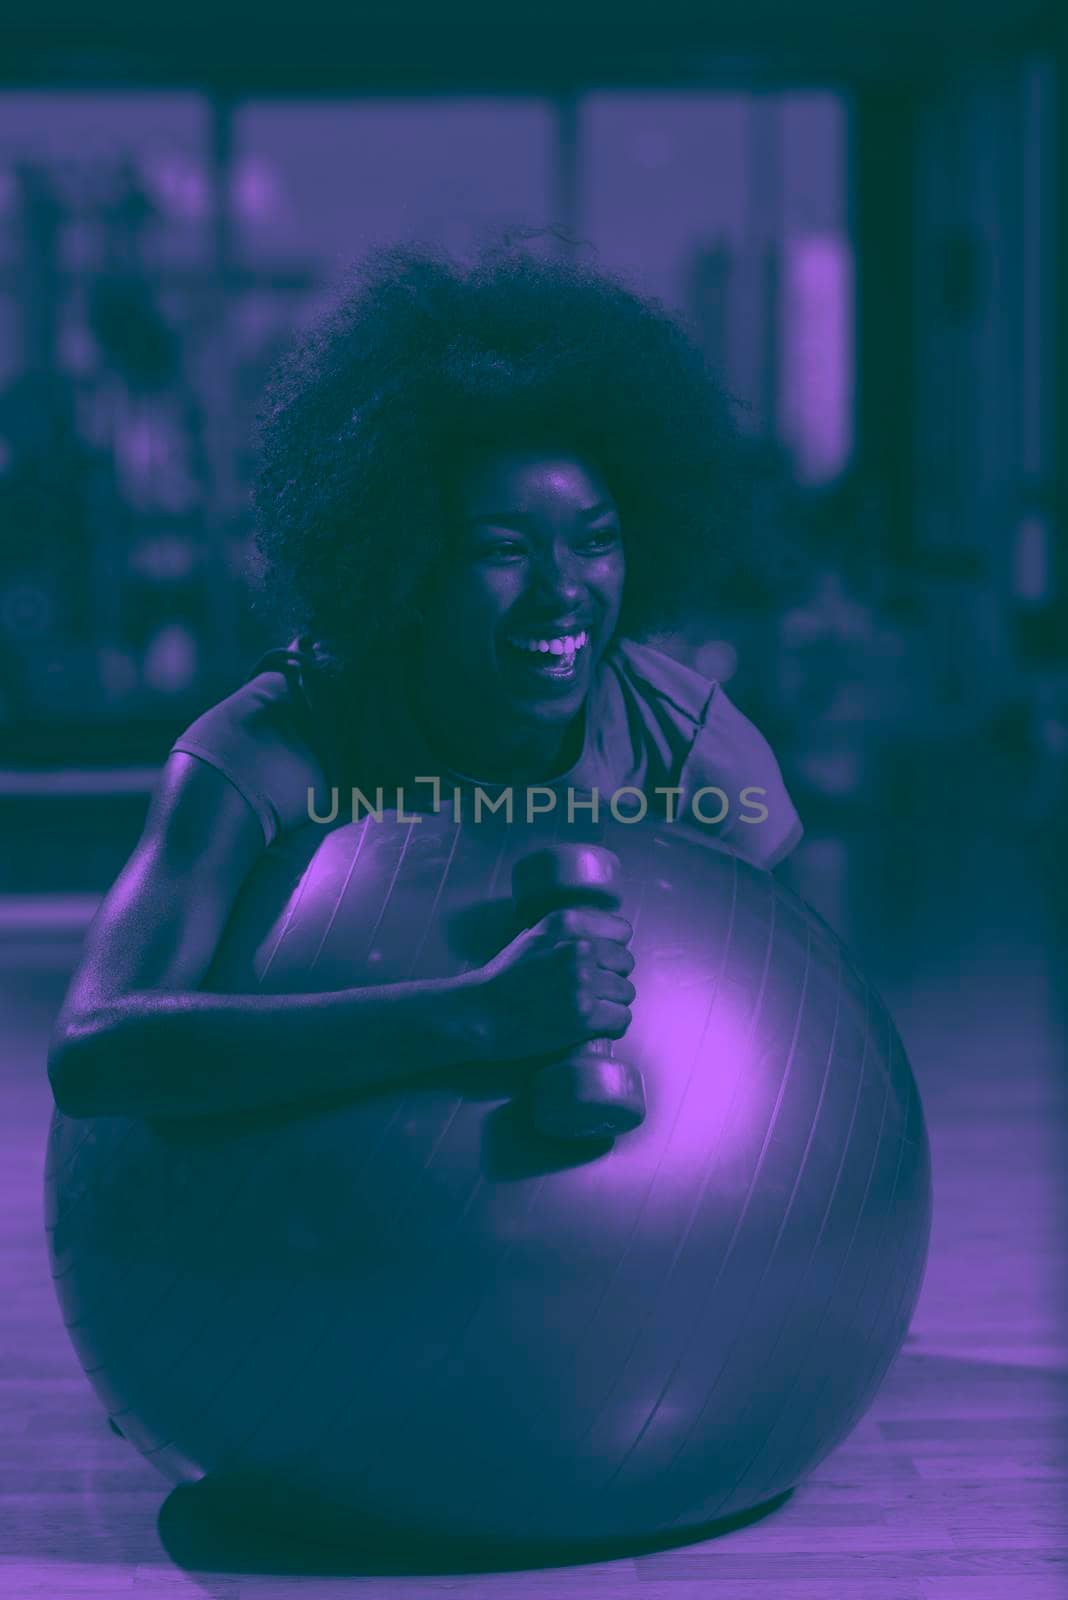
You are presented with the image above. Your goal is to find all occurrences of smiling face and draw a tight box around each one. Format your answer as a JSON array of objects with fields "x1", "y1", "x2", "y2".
[{"x1": 411, "y1": 449, "x2": 625, "y2": 774}]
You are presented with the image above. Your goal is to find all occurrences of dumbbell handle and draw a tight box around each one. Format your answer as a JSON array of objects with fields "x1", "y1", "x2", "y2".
[{"x1": 511, "y1": 844, "x2": 646, "y2": 1141}]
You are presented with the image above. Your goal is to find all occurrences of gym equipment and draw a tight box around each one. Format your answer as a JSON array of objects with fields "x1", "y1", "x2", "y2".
[
  {"x1": 45, "y1": 809, "x2": 931, "y2": 1553},
  {"x1": 511, "y1": 843, "x2": 645, "y2": 1140}
]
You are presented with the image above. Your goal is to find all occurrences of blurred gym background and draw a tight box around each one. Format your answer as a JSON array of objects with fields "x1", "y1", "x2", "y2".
[
  {"x1": 1, "y1": 12, "x2": 1067, "y2": 1593},
  {"x1": 0, "y1": 14, "x2": 1065, "y2": 877},
  {"x1": 1, "y1": 13, "x2": 1066, "y2": 931}
]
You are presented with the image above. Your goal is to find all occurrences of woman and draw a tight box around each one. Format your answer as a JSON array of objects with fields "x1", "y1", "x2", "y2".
[{"x1": 47, "y1": 241, "x2": 802, "y2": 1122}]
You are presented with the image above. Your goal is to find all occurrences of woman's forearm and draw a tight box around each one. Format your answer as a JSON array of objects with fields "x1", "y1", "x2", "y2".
[{"x1": 48, "y1": 976, "x2": 492, "y2": 1121}]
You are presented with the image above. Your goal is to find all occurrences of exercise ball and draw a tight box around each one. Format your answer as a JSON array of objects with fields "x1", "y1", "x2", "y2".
[{"x1": 45, "y1": 810, "x2": 931, "y2": 1552}]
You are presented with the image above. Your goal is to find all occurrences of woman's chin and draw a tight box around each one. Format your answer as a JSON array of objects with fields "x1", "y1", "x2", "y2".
[{"x1": 499, "y1": 680, "x2": 588, "y2": 727}]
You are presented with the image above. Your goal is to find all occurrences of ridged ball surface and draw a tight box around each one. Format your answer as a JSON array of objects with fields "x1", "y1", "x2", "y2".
[{"x1": 46, "y1": 812, "x2": 931, "y2": 1550}]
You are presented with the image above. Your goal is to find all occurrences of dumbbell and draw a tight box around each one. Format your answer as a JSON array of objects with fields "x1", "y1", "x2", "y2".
[{"x1": 511, "y1": 843, "x2": 646, "y2": 1141}]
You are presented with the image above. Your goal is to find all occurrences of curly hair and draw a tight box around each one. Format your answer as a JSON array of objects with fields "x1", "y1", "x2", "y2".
[{"x1": 250, "y1": 234, "x2": 752, "y2": 679}]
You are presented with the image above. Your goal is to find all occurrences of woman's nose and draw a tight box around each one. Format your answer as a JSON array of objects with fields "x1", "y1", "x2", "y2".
[{"x1": 530, "y1": 547, "x2": 582, "y2": 605}]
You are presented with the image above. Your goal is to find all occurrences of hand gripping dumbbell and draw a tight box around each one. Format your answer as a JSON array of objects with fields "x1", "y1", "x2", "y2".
[{"x1": 511, "y1": 843, "x2": 646, "y2": 1141}]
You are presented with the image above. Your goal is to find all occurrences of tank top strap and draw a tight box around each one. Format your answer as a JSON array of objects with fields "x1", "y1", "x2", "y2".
[{"x1": 246, "y1": 637, "x2": 345, "y2": 791}]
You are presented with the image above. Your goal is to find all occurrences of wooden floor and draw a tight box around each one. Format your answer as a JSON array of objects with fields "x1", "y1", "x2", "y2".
[{"x1": 2, "y1": 804, "x2": 1066, "y2": 1598}]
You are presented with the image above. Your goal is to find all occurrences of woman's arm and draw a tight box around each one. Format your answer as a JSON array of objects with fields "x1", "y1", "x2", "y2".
[{"x1": 47, "y1": 753, "x2": 489, "y2": 1121}]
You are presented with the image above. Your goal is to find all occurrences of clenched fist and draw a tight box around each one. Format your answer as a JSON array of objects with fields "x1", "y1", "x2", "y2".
[{"x1": 468, "y1": 907, "x2": 635, "y2": 1063}]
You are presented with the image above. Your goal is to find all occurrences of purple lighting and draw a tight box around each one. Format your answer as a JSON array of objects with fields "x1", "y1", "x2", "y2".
[{"x1": 0, "y1": 30, "x2": 1064, "y2": 1595}]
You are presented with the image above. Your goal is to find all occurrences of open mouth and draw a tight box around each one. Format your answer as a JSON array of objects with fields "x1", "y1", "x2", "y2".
[{"x1": 502, "y1": 629, "x2": 591, "y2": 683}]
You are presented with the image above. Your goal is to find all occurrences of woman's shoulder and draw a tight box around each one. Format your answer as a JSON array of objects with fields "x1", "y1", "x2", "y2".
[
  {"x1": 169, "y1": 642, "x2": 331, "y2": 847},
  {"x1": 604, "y1": 635, "x2": 804, "y2": 870},
  {"x1": 606, "y1": 635, "x2": 719, "y2": 726},
  {"x1": 172, "y1": 645, "x2": 315, "y2": 754}
]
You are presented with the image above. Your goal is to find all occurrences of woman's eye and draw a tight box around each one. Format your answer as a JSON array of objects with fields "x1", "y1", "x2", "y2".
[
  {"x1": 478, "y1": 542, "x2": 526, "y2": 563},
  {"x1": 581, "y1": 528, "x2": 620, "y2": 552}
]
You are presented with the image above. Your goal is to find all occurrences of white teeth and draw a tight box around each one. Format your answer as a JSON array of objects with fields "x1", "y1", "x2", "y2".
[{"x1": 508, "y1": 630, "x2": 589, "y2": 655}]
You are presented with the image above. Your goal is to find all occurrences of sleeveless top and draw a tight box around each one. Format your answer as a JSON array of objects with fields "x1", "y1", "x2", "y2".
[{"x1": 170, "y1": 635, "x2": 804, "y2": 871}]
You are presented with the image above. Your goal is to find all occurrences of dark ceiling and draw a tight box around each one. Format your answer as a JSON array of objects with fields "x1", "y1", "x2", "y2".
[{"x1": 1, "y1": 3, "x2": 1063, "y2": 93}]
